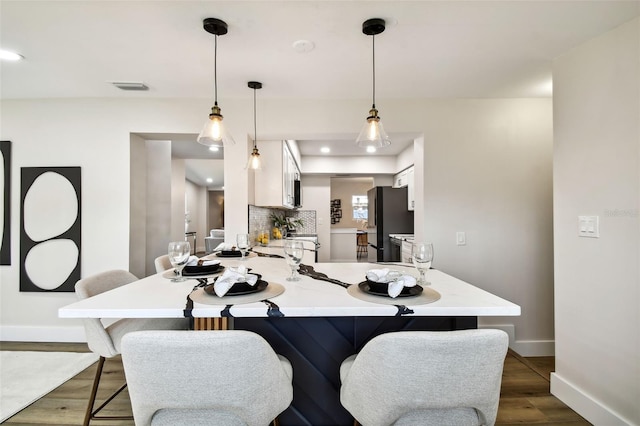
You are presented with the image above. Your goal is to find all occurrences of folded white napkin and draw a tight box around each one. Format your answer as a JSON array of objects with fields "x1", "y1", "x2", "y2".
[
  {"x1": 214, "y1": 265, "x2": 258, "y2": 297},
  {"x1": 186, "y1": 257, "x2": 220, "y2": 267},
  {"x1": 366, "y1": 268, "x2": 417, "y2": 298},
  {"x1": 214, "y1": 242, "x2": 235, "y2": 251}
]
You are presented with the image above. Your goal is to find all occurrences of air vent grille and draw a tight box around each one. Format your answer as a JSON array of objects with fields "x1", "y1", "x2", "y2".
[{"x1": 111, "y1": 82, "x2": 149, "y2": 91}]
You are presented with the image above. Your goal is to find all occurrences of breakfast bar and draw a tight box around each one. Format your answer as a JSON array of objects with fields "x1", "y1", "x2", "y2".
[{"x1": 59, "y1": 255, "x2": 520, "y2": 425}]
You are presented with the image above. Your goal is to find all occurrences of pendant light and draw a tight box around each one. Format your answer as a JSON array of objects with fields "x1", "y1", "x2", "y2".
[
  {"x1": 356, "y1": 18, "x2": 391, "y2": 148},
  {"x1": 246, "y1": 81, "x2": 262, "y2": 170},
  {"x1": 197, "y1": 18, "x2": 235, "y2": 147}
]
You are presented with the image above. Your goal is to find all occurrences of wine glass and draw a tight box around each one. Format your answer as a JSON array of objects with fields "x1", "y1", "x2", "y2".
[
  {"x1": 236, "y1": 233, "x2": 249, "y2": 261},
  {"x1": 168, "y1": 241, "x2": 191, "y2": 282},
  {"x1": 283, "y1": 240, "x2": 304, "y2": 281},
  {"x1": 412, "y1": 242, "x2": 434, "y2": 286}
]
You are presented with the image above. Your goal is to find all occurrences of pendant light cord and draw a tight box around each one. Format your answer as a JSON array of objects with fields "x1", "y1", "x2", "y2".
[
  {"x1": 253, "y1": 87, "x2": 257, "y2": 149},
  {"x1": 214, "y1": 34, "x2": 218, "y2": 105},
  {"x1": 372, "y1": 34, "x2": 376, "y2": 109}
]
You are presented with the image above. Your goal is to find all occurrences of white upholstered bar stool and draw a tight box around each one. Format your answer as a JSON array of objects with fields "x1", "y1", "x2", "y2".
[
  {"x1": 75, "y1": 270, "x2": 189, "y2": 426},
  {"x1": 121, "y1": 330, "x2": 294, "y2": 426},
  {"x1": 339, "y1": 329, "x2": 509, "y2": 426},
  {"x1": 154, "y1": 254, "x2": 172, "y2": 273}
]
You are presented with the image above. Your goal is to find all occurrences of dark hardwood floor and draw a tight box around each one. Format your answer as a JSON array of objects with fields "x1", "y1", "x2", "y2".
[{"x1": 0, "y1": 342, "x2": 591, "y2": 425}]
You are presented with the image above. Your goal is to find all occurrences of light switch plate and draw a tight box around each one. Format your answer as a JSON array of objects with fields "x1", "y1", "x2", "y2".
[
  {"x1": 456, "y1": 231, "x2": 466, "y2": 246},
  {"x1": 578, "y1": 216, "x2": 599, "y2": 238}
]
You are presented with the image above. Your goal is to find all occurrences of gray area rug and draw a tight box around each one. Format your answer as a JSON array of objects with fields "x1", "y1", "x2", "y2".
[{"x1": 0, "y1": 351, "x2": 98, "y2": 422}]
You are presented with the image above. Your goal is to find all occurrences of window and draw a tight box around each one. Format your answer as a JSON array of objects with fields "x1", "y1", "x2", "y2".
[{"x1": 352, "y1": 195, "x2": 368, "y2": 221}]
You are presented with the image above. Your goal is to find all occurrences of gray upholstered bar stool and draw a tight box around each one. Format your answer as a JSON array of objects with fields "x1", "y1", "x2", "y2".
[
  {"x1": 75, "y1": 270, "x2": 189, "y2": 426},
  {"x1": 121, "y1": 330, "x2": 293, "y2": 426},
  {"x1": 339, "y1": 329, "x2": 509, "y2": 426},
  {"x1": 154, "y1": 254, "x2": 172, "y2": 273}
]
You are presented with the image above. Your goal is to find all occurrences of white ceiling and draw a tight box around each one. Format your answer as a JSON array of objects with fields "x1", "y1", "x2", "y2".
[
  {"x1": 2, "y1": 0, "x2": 638, "y2": 184},
  {"x1": 2, "y1": 1, "x2": 638, "y2": 101}
]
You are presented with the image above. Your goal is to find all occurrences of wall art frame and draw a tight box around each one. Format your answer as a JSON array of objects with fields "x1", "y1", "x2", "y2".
[
  {"x1": 20, "y1": 166, "x2": 81, "y2": 292},
  {"x1": 1, "y1": 141, "x2": 10, "y2": 265}
]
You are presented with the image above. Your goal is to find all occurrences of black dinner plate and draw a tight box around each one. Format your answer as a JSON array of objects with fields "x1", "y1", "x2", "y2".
[
  {"x1": 216, "y1": 250, "x2": 243, "y2": 258},
  {"x1": 358, "y1": 280, "x2": 423, "y2": 298},
  {"x1": 204, "y1": 278, "x2": 268, "y2": 296},
  {"x1": 182, "y1": 264, "x2": 224, "y2": 276}
]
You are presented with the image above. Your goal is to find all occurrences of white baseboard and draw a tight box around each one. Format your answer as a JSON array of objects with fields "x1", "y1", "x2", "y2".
[
  {"x1": 479, "y1": 324, "x2": 555, "y2": 357},
  {"x1": 551, "y1": 373, "x2": 632, "y2": 425},
  {"x1": 0, "y1": 325, "x2": 86, "y2": 343}
]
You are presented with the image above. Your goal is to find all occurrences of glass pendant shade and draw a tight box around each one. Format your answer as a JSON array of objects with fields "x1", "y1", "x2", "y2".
[
  {"x1": 198, "y1": 18, "x2": 234, "y2": 147},
  {"x1": 357, "y1": 18, "x2": 390, "y2": 149},
  {"x1": 356, "y1": 107, "x2": 391, "y2": 148},
  {"x1": 246, "y1": 81, "x2": 263, "y2": 170},
  {"x1": 197, "y1": 104, "x2": 235, "y2": 146},
  {"x1": 246, "y1": 147, "x2": 262, "y2": 170}
]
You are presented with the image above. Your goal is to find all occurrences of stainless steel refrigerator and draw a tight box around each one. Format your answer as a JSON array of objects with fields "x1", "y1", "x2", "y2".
[{"x1": 367, "y1": 186, "x2": 414, "y2": 262}]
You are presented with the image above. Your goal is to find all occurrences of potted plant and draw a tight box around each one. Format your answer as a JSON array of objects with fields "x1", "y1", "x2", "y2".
[{"x1": 270, "y1": 213, "x2": 303, "y2": 239}]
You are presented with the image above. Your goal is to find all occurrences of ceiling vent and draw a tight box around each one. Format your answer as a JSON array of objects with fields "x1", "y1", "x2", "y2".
[{"x1": 111, "y1": 82, "x2": 149, "y2": 91}]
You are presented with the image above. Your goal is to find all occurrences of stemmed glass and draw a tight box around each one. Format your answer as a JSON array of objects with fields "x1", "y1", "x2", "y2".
[
  {"x1": 168, "y1": 241, "x2": 191, "y2": 282},
  {"x1": 283, "y1": 240, "x2": 304, "y2": 281},
  {"x1": 412, "y1": 242, "x2": 434, "y2": 286},
  {"x1": 236, "y1": 234, "x2": 249, "y2": 261}
]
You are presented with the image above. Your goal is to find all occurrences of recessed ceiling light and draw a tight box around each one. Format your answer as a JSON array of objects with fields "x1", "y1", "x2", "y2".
[
  {"x1": 292, "y1": 40, "x2": 314, "y2": 53},
  {"x1": 209, "y1": 146, "x2": 219, "y2": 152},
  {"x1": 366, "y1": 146, "x2": 376, "y2": 153},
  {"x1": 206, "y1": 178, "x2": 213, "y2": 183},
  {"x1": 320, "y1": 147, "x2": 330, "y2": 154},
  {"x1": 0, "y1": 49, "x2": 23, "y2": 61}
]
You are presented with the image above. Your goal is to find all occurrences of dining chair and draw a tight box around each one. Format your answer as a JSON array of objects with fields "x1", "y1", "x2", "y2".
[
  {"x1": 75, "y1": 270, "x2": 189, "y2": 426},
  {"x1": 121, "y1": 329, "x2": 294, "y2": 426},
  {"x1": 356, "y1": 232, "x2": 368, "y2": 259},
  {"x1": 154, "y1": 254, "x2": 172, "y2": 273},
  {"x1": 339, "y1": 329, "x2": 509, "y2": 426}
]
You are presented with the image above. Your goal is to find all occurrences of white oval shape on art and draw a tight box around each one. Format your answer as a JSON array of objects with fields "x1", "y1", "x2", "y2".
[
  {"x1": 24, "y1": 239, "x2": 79, "y2": 290},
  {"x1": 23, "y1": 171, "x2": 78, "y2": 242}
]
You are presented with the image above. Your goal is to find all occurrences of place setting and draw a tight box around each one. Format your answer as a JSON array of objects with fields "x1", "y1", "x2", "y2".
[
  {"x1": 209, "y1": 234, "x2": 258, "y2": 260},
  {"x1": 347, "y1": 242, "x2": 440, "y2": 306},
  {"x1": 161, "y1": 241, "x2": 225, "y2": 281},
  {"x1": 189, "y1": 265, "x2": 284, "y2": 306}
]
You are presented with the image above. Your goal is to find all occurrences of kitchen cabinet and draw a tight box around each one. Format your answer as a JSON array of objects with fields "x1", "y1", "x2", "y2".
[
  {"x1": 254, "y1": 140, "x2": 300, "y2": 209},
  {"x1": 393, "y1": 166, "x2": 415, "y2": 211},
  {"x1": 392, "y1": 169, "x2": 408, "y2": 188},
  {"x1": 407, "y1": 166, "x2": 415, "y2": 211}
]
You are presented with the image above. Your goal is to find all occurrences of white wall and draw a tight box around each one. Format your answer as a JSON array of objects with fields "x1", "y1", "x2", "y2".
[
  {"x1": 551, "y1": 18, "x2": 639, "y2": 425},
  {"x1": 0, "y1": 97, "x2": 553, "y2": 355},
  {"x1": 144, "y1": 140, "x2": 172, "y2": 276},
  {"x1": 129, "y1": 134, "x2": 147, "y2": 279},
  {"x1": 300, "y1": 175, "x2": 331, "y2": 262}
]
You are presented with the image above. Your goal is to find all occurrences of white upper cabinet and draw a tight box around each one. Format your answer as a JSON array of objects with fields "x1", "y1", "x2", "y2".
[
  {"x1": 393, "y1": 166, "x2": 415, "y2": 210},
  {"x1": 393, "y1": 169, "x2": 408, "y2": 188},
  {"x1": 254, "y1": 140, "x2": 300, "y2": 209},
  {"x1": 406, "y1": 166, "x2": 415, "y2": 211}
]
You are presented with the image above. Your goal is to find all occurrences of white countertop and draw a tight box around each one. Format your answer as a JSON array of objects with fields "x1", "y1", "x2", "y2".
[{"x1": 59, "y1": 256, "x2": 520, "y2": 319}]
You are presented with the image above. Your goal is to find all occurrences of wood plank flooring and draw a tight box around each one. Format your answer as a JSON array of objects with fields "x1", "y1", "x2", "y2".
[{"x1": 0, "y1": 342, "x2": 591, "y2": 425}]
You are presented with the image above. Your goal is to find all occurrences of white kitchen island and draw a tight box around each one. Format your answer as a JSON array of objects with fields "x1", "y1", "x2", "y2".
[{"x1": 60, "y1": 255, "x2": 519, "y2": 426}]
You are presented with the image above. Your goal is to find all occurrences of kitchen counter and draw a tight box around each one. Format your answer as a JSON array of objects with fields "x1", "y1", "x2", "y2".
[{"x1": 59, "y1": 257, "x2": 519, "y2": 319}]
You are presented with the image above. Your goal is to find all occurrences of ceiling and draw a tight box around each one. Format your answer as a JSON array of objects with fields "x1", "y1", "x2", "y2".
[
  {"x1": 2, "y1": 1, "x2": 639, "y2": 184},
  {"x1": 2, "y1": 1, "x2": 638, "y2": 101}
]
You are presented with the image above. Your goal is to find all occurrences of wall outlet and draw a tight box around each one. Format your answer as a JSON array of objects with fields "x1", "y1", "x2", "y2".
[
  {"x1": 456, "y1": 231, "x2": 466, "y2": 246},
  {"x1": 578, "y1": 216, "x2": 599, "y2": 238}
]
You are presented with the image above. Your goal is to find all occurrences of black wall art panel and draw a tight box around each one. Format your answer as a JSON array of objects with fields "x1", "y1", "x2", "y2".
[
  {"x1": 20, "y1": 167, "x2": 81, "y2": 292},
  {"x1": 1, "y1": 141, "x2": 10, "y2": 265}
]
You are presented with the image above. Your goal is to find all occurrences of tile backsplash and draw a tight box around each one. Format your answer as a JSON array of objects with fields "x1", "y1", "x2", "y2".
[{"x1": 249, "y1": 205, "x2": 316, "y2": 241}]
